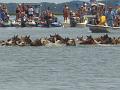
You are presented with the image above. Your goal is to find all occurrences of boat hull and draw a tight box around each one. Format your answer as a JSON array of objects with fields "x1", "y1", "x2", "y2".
[
  {"x1": 11, "y1": 21, "x2": 37, "y2": 27},
  {"x1": 63, "y1": 20, "x2": 87, "y2": 28},
  {"x1": 111, "y1": 27, "x2": 120, "y2": 30},
  {"x1": 87, "y1": 24, "x2": 110, "y2": 33},
  {"x1": 63, "y1": 22, "x2": 86, "y2": 28},
  {"x1": 40, "y1": 22, "x2": 62, "y2": 27}
]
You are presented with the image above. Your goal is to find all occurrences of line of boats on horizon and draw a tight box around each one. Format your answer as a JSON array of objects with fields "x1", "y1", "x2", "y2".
[
  {"x1": 0, "y1": 1, "x2": 120, "y2": 33},
  {"x1": 0, "y1": 15, "x2": 120, "y2": 33}
]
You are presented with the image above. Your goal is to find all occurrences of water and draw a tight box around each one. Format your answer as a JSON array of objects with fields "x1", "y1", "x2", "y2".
[{"x1": 0, "y1": 25, "x2": 120, "y2": 90}]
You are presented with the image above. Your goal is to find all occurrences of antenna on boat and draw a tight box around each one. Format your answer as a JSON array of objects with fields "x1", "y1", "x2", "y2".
[
  {"x1": 39, "y1": 4, "x2": 42, "y2": 17},
  {"x1": 105, "y1": 0, "x2": 107, "y2": 10}
]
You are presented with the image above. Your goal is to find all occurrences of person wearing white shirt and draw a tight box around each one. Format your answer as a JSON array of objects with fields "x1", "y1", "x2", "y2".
[{"x1": 28, "y1": 5, "x2": 34, "y2": 20}]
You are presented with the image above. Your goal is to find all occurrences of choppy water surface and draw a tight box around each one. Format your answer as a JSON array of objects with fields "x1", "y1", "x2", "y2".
[{"x1": 0, "y1": 27, "x2": 120, "y2": 90}]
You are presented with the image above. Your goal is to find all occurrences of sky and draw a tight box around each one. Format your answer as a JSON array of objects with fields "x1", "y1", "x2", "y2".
[{"x1": 0, "y1": 0, "x2": 90, "y2": 3}]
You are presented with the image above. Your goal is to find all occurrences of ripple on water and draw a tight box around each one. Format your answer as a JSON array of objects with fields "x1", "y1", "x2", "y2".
[{"x1": 0, "y1": 27, "x2": 120, "y2": 90}]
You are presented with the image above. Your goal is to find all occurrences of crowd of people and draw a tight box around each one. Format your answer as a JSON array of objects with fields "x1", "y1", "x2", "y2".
[
  {"x1": 63, "y1": 2, "x2": 120, "y2": 27},
  {"x1": 0, "y1": 3, "x2": 58, "y2": 27},
  {"x1": 63, "y1": 2, "x2": 88, "y2": 23},
  {"x1": 16, "y1": 4, "x2": 57, "y2": 27},
  {"x1": 89, "y1": 4, "x2": 120, "y2": 27},
  {"x1": 0, "y1": 3, "x2": 120, "y2": 27},
  {"x1": 15, "y1": 3, "x2": 39, "y2": 22},
  {"x1": 40, "y1": 7, "x2": 58, "y2": 25}
]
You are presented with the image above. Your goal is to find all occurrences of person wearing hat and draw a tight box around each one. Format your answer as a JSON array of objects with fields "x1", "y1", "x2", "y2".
[
  {"x1": 105, "y1": 7, "x2": 115, "y2": 27},
  {"x1": 91, "y1": 4, "x2": 97, "y2": 15}
]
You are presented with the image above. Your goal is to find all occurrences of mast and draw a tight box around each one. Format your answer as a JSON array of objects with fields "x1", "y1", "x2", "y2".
[{"x1": 105, "y1": 0, "x2": 107, "y2": 10}]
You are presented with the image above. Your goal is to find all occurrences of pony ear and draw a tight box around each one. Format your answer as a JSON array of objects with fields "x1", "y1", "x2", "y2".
[
  {"x1": 90, "y1": 35, "x2": 92, "y2": 38},
  {"x1": 13, "y1": 35, "x2": 15, "y2": 38},
  {"x1": 28, "y1": 35, "x2": 30, "y2": 38},
  {"x1": 105, "y1": 34, "x2": 108, "y2": 36}
]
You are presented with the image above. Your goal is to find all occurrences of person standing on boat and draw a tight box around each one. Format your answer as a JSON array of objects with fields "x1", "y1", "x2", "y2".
[
  {"x1": 82, "y1": 2, "x2": 88, "y2": 15},
  {"x1": 21, "y1": 3, "x2": 27, "y2": 16},
  {"x1": 44, "y1": 7, "x2": 53, "y2": 27},
  {"x1": 79, "y1": 6, "x2": 85, "y2": 23},
  {"x1": 63, "y1": 4, "x2": 70, "y2": 23},
  {"x1": 91, "y1": 4, "x2": 97, "y2": 15},
  {"x1": 16, "y1": 4, "x2": 21, "y2": 21},
  {"x1": 105, "y1": 7, "x2": 115, "y2": 27},
  {"x1": 98, "y1": 3, "x2": 105, "y2": 16},
  {"x1": 0, "y1": 5, "x2": 5, "y2": 21},
  {"x1": 114, "y1": 10, "x2": 120, "y2": 27},
  {"x1": 28, "y1": 5, "x2": 34, "y2": 21},
  {"x1": 2, "y1": 4, "x2": 8, "y2": 15}
]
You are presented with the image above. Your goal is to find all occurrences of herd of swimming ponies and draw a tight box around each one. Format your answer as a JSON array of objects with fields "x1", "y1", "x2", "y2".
[{"x1": 0, "y1": 34, "x2": 120, "y2": 47}]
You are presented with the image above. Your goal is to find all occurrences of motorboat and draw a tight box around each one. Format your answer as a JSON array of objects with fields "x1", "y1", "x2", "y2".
[{"x1": 87, "y1": 24, "x2": 110, "y2": 33}]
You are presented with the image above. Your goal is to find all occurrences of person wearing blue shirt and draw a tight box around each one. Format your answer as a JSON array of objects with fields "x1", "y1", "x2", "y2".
[
  {"x1": 0, "y1": 5, "x2": 5, "y2": 21},
  {"x1": 105, "y1": 7, "x2": 115, "y2": 27}
]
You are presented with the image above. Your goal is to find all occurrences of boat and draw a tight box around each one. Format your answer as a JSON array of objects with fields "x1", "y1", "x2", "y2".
[
  {"x1": 111, "y1": 26, "x2": 120, "y2": 30},
  {"x1": 40, "y1": 21, "x2": 62, "y2": 27},
  {"x1": 63, "y1": 20, "x2": 70, "y2": 27},
  {"x1": 0, "y1": 20, "x2": 12, "y2": 27},
  {"x1": 11, "y1": 20, "x2": 37, "y2": 27},
  {"x1": 51, "y1": 22, "x2": 62, "y2": 27},
  {"x1": 87, "y1": 24, "x2": 110, "y2": 33},
  {"x1": 63, "y1": 18, "x2": 88, "y2": 28},
  {"x1": 3, "y1": 21, "x2": 12, "y2": 27},
  {"x1": 25, "y1": 20, "x2": 37, "y2": 27},
  {"x1": 11, "y1": 20, "x2": 22, "y2": 27}
]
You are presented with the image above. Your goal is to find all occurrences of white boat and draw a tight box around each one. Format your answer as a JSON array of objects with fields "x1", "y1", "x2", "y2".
[
  {"x1": 87, "y1": 24, "x2": 110, "y2": 33},
  {"x1": 11, "y1": 20, "x2": 21, "y2": 27},
  {"x1": 0, "y1": 20, "x2": 12, "y2": 27},
  {"x1": 11, "y1": 20, "x2": 37, "y2": 27},
  {"x1": 111, "y1": 27, "x2": 120, "y2": 30},
  {"x1": 26, "y1": 20, "x2": 37, "y2": 27}
]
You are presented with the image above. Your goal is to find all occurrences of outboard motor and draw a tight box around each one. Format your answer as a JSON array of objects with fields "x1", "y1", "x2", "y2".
[
  {"x1": 21, "y1": 16, "x2": 26, "y2": 27},
  {"x1": 70, "y1": 17, "x2": 77, "y2": 27},
  {"x1": 70, "y1": 12, "x2": 77, "y2": 27}
]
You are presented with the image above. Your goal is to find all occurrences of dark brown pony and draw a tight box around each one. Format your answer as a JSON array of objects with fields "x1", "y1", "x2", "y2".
[
  {"x1": 80, "y1": 35, "x2": 96, "y2": 44},
  {"x1": 31, "y1": 39, "x2": 42, "y2": 46}
]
